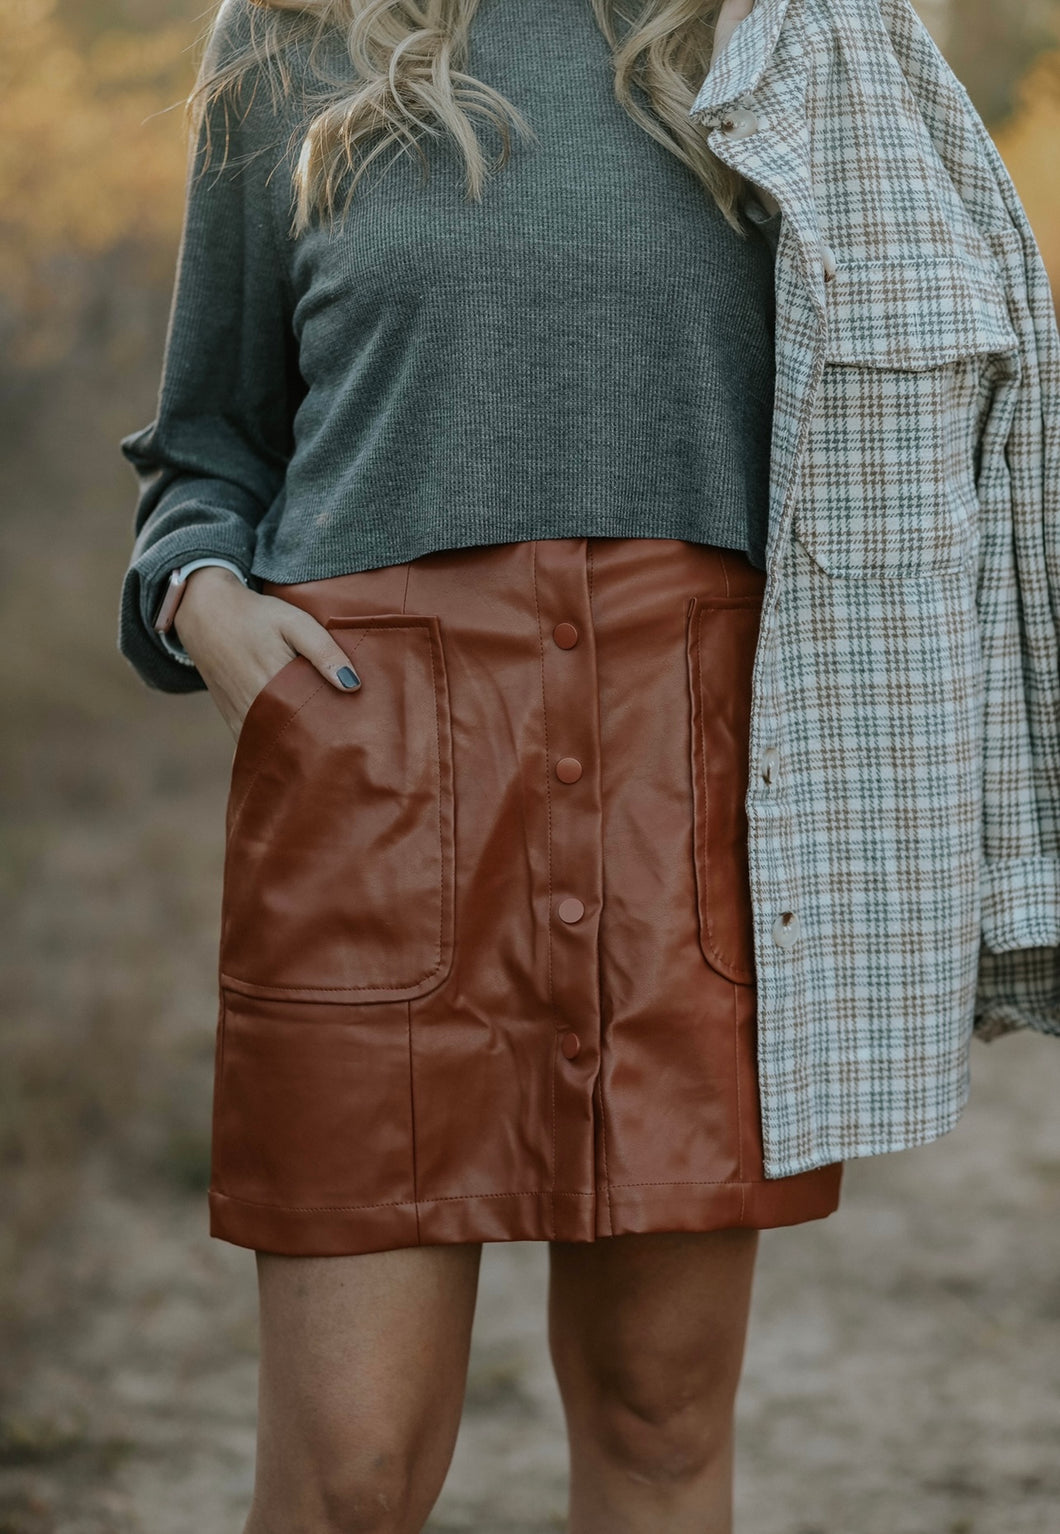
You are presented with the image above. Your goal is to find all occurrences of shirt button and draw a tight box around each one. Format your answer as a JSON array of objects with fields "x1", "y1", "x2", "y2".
[
  {"x1": 760, "y1": 746, "x2": 780, "y2": 785},
  {"x1": 558, "y1": 897, "x2": 585, "y2": 924},
  {"x1": 720, "y1": 105, "x2": 760, "y2": 139},
  {"x1": 553, "y1": 622, "x2": 579, "y2": 649},
  {"x1": 772, "y1": 911, "x2": 801, "y2": 949},
  {"x1": 561, "y1": 1032, "x2": 581, "y2": 1060},
  {"x1": 556, "y1": 756, "x2": 583, "y2": 784},
  {"x1": 821, "y1": 241, "x2": 838, "y2": 280}
]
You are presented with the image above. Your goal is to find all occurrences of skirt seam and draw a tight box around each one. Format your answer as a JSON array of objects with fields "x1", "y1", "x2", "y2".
[
  {"x1": 406, "y1": 998, "x2": 422, "y2": 1245},
  {"x1": 210, "y1": 1189, "x2": 597, "y2": 1215},
  {"x1": 606, "y1": 1174, "x2": 836, "y2": 1190}
]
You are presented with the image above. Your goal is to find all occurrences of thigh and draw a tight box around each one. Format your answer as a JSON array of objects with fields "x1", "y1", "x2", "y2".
[
  {"x1": 252, "y1": 1243, "x2": 482, "y2": 1521},
  {"x1": 548, "y1": 1230, "x2": 759, "y2": 1405}
]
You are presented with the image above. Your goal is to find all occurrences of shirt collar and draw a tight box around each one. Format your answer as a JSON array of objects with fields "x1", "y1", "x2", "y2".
[{"x1": 689, "y1": 0, "x2": 793, "y2": 115}]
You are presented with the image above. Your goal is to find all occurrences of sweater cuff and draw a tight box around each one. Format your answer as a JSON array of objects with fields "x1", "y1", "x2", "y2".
[{"x1": 118, "y1": 523, "x2": 259, "y2": 693}]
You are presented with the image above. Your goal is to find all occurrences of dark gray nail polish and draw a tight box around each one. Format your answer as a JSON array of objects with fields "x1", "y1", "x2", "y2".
[{"x1": 337, "y1": 666, "x2": 361, "y2": 690}]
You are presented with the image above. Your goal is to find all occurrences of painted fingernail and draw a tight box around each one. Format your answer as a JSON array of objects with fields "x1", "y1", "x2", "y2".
[{"x1": 337, "y1": 666, "x2": 361, "y2": 689}]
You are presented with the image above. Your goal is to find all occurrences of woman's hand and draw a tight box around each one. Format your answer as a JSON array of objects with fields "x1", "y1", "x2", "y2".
[
  {"x1": 710, "y1": 0, "x2": 782, "y2": 219},
  {"x1": 173, "y1": 566, "x2": 361, "y2": 742}
]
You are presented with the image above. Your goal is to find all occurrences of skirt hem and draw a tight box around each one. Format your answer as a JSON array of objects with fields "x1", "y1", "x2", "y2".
[{"x1": 208, "y1": 1164, "x2": 843, "y2": 1256}]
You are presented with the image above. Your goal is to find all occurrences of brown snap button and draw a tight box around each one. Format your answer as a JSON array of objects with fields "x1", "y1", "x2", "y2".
[
  {"x1": 553, "y1": 622, "x2": 579, "y2": 649},
  {"x1": 558, "y1": 897, "x2": 585, "y2": 924},
  {"x1": 556, "y1": 756, "x2": 583, "y2": 784},
  {"x1": 561, "y1": 1032, "x2": 581, "y2": 1060}
]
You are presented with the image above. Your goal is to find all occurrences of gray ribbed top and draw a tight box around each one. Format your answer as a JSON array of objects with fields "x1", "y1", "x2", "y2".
[{"x1": 118, "y1": 0, "x2": 779, "y2": 691}]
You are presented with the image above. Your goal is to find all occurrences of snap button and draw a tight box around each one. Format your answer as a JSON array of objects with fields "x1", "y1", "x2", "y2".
[
  {"x1": 556, "y1": 756, "x2": 583, "y2": 784},
  {"x1": 760, "y1": 746, "x2": 780, "y2": 785},
  {"x1": 558, "y1": 897, "x2": 585, "y2": 924},
  {"x1": 720, "y1": 105, "x2": 759, "y2": 139},
  {"x1": 553, "y1": 622, "x2": 579, "y2": 649},
  {"x1": 821, "y1": 241, "x2": 838, "y2": 280},
  {"x1": 772, "y1": 910, "x2": 801, "y2": 949},
  {"x1": 561, "y1": 1032, "x2": 581, "y2": 1060}
]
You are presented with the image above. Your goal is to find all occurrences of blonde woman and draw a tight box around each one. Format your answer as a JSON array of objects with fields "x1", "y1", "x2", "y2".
[{"x1": 119, "y1": 0, "x2": 843, "y2": 1528}]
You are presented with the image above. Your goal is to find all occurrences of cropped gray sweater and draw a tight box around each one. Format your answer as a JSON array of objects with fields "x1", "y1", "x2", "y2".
[{"x1": 118, "y1": 0, "x2": 780, "y2": 691}]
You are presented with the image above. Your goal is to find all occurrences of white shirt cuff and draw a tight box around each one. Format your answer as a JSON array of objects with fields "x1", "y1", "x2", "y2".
[{"x1": 159, "y1": 557, "x2": 250, "y2": 665}]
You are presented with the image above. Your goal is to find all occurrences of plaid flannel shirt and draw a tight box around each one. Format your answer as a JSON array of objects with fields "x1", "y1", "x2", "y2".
[{"x1": 691, "y1": 0, "x2": 1060, "y2": 1176}]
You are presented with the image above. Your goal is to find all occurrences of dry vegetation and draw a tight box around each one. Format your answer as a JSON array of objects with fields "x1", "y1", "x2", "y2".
[
  {"x1": 1, "y1": 2, "x2": 1059, "y2": 1530},
  {"x1": 0, "y1": 0, "x2": 199, "y2": 368}
]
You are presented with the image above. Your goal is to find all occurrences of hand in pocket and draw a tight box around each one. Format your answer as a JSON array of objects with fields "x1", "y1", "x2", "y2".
[{"x1": 173, "y1": 566, "x2": 362, "y2": 740}]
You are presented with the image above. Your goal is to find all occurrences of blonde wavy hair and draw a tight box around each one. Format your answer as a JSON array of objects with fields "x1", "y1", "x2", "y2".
[{"x1": 192, "y1": 0, "x2": 748, "y2": 236}]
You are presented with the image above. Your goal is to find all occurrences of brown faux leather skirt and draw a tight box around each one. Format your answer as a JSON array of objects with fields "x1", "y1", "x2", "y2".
[{"x1": 209, "y1": 537, "x2": 842, "y2": 1256}]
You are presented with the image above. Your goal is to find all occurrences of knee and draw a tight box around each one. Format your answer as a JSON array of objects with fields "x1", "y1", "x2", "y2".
[
  {"x1": 578, "y1": 1372, "x2": 733, "y2": 1488},
  {"x1": 597, "y1": 1401, "x2": 726, "y2": 1487},
  {"x1": 317, "y1": 1449, "x2": 415, "y2": 1534},
  {"x1": 250, "y1": 1445, "x2": 424, "y2": 1534}
]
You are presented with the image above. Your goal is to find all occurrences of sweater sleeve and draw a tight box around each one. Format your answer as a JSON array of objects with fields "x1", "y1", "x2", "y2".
[{"x1": 117, "y1": 0, "x2": 303, "y2": 693}]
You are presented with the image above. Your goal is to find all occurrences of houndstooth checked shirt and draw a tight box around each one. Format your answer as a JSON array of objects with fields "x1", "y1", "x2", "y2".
[{"x1": 690, "y1": 0, "x2": 1060, "y2": 1176}]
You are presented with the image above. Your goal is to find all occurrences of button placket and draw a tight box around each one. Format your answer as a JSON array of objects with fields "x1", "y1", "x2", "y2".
[{"x1": 533, "y1": 541, "x2": 604, "y2": 1234}]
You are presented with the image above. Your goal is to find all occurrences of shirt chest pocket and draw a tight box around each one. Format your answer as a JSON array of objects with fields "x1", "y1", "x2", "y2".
[{"x1": 792, "y1": 253, "x2": 1020, "y2": 578}]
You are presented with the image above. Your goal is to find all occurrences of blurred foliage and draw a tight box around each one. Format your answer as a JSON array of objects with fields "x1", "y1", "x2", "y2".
[
  {"x1": 0, "y1": 0, "x2": 199, "y2": 366},
  {"x1": 0, "y1": 0, "x2": 1057, "y2": 368},
  {"x1": 944, "y1": 0, "x2": 1059, "y2": 129},
  {"x1": 993, "y1": 48, "x2": 1060, "y2": 279}
]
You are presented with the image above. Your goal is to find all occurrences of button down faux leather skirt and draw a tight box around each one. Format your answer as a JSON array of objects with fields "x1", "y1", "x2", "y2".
[{"x1": 209, "y1": 537, "x2": 842, "y2": 1255}]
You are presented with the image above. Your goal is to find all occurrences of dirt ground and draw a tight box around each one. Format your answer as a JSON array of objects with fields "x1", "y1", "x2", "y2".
[
  {"x1": 2, "y1": 344, "x2": 1060, "y2": 1534},
  {"x1": 2, "y1": 1038, "x2": 1059, "y2": 1534}
]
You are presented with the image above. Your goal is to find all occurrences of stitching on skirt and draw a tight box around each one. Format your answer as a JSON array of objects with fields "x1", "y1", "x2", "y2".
[
  {"x1": 595, "y1": 1072, "x2": 614, "y2": 1236},
  {"x1": 211, "y1": 1189, "x2": 595, "y2": 1214},
  {"x1": 732, "y1": 980, "x2": 745, "y2": 1185},
  {"x1": 607, "y1": 1178, "x2": 792, "y2": 1190},
  {"x1": 406, "y1": 998, "x2": 421, "y2": 1244}
]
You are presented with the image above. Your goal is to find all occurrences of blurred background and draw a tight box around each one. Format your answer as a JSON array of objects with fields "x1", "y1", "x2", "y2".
[{"x1": 1, "y1": 2, "x2": 1059, "y2": 1530}]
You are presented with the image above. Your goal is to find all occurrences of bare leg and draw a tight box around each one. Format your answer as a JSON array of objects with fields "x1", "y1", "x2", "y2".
[
  {"x1": 549, "y1": 1229, "x2": 759, "y2": 1534},
  {"x1": 244, "y1": 1243, "x2": 482, "y2": 1534}
]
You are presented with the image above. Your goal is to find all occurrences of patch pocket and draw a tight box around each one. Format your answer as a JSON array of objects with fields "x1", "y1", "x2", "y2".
[
  {"x1": 685, "y1": 594, "x2": 762, "y2": 986},
  {"x1": 794, "y1": 253, "x2": 1019, "y2": 578},
  {"x1": 219, "y1": 614, "x2": 455, "y2": 1004}
]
